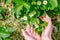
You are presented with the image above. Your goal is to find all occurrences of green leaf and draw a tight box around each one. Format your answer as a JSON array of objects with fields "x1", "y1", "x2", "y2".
[
  {"x1": 0, "y1": 14, "x2": 3, "y2": 19},
  {"x1": 6, "y1": 27, "x2": 15, "y2": 33},
  {"x1": 15, "y1": 11, "x2": 22, "y2": 18},
  {"x1": 57, "y1": 0, "x2": 60, "y2": 9},
  {"x1": 34, "y1": 10, "x2": 40, "y2": 17},
  {"x1": 48, "y1": 0, "x2": 58, "y2": 10},
  {"x1": 40, "y1": 5, "x2": 47, "y2": 10},
  {"x1": 35, "y1": 27, "x2": 44, "y2": 34},
  {"x1": 0, "y1": 33, "x2": 10, "y2": 38},
  {"x1": 14, "y1": 4, "x2": 23, "y2": 12},
  {"x1": 12, "y1": 0, "x2": 23, "y2": 4},
  {"x1": 4, "y1": 0, "x2": 11, "y2": 4},
  {"x1": 23, "y1": 2, "x2": 30, "y2": 12},
  {"x1": 42, "y1": 22, "x2": 48, "y2": 27},
  {"x1": 3, "y1": 38, "x2": 10, "y2": 40},
  {"x1": 0, "y1": 27, "x2": 6, "y2": 33},
  {"x1": 0, "y1": 7, "x2": 5, "y2": 14},
  {"x1": 23, "y1": 2, "x2": 30, "y2": 9}
]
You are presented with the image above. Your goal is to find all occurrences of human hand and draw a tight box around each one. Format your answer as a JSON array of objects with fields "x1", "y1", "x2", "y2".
[
  {"x1": 40, "y1": 14, "x2": 53, "y2": 40},
  {"x1": 22, "y1": 24, "x2": 52, "y2": 40},
  {"x1": 22, "y1": 24, "x2": 41, "y2": 40},
  {"x1": 22, "y1": 14, "x2": 53, "y2": 40},
  {"x1": 39, "y1": 14, "x2": 51, "y2": 23}
]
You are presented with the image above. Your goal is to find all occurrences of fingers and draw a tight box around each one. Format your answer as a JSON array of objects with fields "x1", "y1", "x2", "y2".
[
  {"x1": 46, "y1": 14, "x2": 50, "y2": 18},
  {"x1": 39, "y1": 17, "x2": 44, "y2": 21},
  {"x1": 39, "y1": 16, "x2": 46, "y2": 21},
  {"x1": 30, "y1": 27, "x2": 41, "y2": 40},
  {"x1": 31, "y1": 27, "x2": 34, "y2": 34},
  {"x1": 22, "y1": 29, "x2": 36, "y2": 40},
  {"x1": 40, "y1": 14, "x2": 51, "y2": 23},
  {"x1": 32, "y1": 31, "x2": 41, "y2": 40},
  {"x1": 26, "y1": 24, "x2": 36, "y2": 37},
  {"x1": 26, "y1": 24, "x2": 31, "y2": 33},
  {"x1": 39, "y1": 15, "x2": 46, "y2": 21},
  {"x1": 39, "y1": 14, "x2": 50, "y2": 20},
  {"x1": 26, "y1": 24, "x2": 37, "y2": 37},
  {"x1": 26, "y1": 24, "x2": 32, "y2": 36},
  {"x1": 22, "y1": 29, "x2": 29, "y2": 38},
  {"x1": 26, "y1": 24, "x2": 38, "y2": 35},
  {"x1": 26, "y1": 24, "x2": 41, "y2": 40}
]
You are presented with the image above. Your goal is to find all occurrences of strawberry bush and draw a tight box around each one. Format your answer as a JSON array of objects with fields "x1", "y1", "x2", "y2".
[{"x1": 0, "y1": 0, "x2": 60, "y2": 40}]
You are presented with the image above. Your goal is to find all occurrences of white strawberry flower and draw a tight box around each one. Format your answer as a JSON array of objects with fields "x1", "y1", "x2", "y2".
[
  {"x1": 29, "y1": 13, "x2": 34, "y2": 17},
  {"x1": 21, "y1": 16, "x2": 27, "y2": 20},
  {"x1": 35, "y1": 23, "x2": 39, "y2": 28},
  {"x1": 34, "y1": 22, "x2": 39, "y2": 28},
  {"x1": 37, "y1": 1, "x2": 41, "y2": 6},
  {"x1": 29, "y1": 11, "x2": 36, "y2": 17},
  {"x1": 43, "y1": 0, "x2": 47, "y2": 5}
]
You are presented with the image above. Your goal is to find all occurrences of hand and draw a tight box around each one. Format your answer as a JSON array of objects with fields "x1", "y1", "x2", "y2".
[
  {"x1": 40, "y1": 14, "x2": 53, "y2": 40},
  {"x1": 22, "y1": 14, "x2": 53, "y2": 40},
  {"x1": 39, "y1": 14, "x2": 51, "y2": 23},
  {"x1": 22, "y1": 24, "x2": 41, "y2": 40}
]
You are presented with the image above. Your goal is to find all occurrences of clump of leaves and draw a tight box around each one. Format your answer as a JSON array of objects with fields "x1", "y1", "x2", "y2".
[
  {"x1": 0, "y1": 0, "x2": 60, "y2": 40},
  {"x1": 12, "y1": 0, "x2": 60, "y2": 34},
  {"x1": 0, "y1": 25, "x2": 15, "y2": 40}
]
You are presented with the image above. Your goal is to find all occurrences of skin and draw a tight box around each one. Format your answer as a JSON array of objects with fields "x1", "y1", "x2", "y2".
[{"x1": 21, "y1": 14, "x2": 53, "y2": 40}]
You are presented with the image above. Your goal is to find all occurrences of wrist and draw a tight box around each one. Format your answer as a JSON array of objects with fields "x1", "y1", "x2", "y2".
[
  {"x1": 48, "y1": 21, "x2": 52, "y2": 26},
  {"x1": 48, "y1": 22, "x2": 52, "y2": 26}
]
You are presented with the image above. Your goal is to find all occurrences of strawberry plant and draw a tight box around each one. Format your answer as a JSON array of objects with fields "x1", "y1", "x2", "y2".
[
  {"x1": 0, "y1": 0, "x2": 60, "y2": 40},
  {"x1": 12, "y1": 0, "x2": 59, "y2": 34}
]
